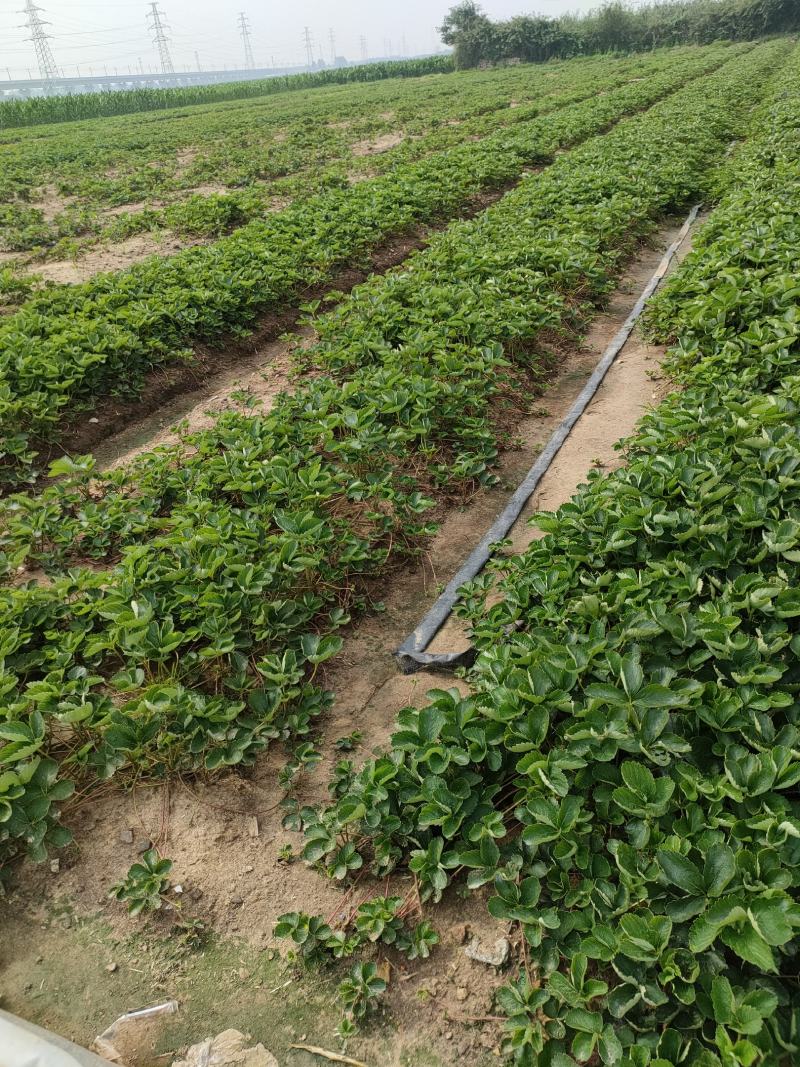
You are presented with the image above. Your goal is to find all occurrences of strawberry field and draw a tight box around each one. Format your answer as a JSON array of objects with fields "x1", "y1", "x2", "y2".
[
  {"x1": 1, "y1": 34, "x2": 800, "y2": 1067},
  {"x1": 0, "y1": 49, "x2": 685, "y2": 258},
  {"x1": 0, "y1": 43, "x2": 744, "y2": 484}
]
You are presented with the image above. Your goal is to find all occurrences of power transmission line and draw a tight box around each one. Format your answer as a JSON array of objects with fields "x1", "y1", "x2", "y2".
[
  {"x1": 238, "y1": 12, "x2": 254, "y2": 70},
  {"x1": 302, "y1": 25, "x2": 313, "y2": 69},
  {"x1": 146, "y1": 1, "x2": 173, "y2": 74},
  {"x1": 20, "y1": 0, "x2": 59, "y2": 80}
]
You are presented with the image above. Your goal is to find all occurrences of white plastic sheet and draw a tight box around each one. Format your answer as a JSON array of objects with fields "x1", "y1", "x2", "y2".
[{"x1": 0, "y1": 1010, "x2": 110, "y2": 1067}]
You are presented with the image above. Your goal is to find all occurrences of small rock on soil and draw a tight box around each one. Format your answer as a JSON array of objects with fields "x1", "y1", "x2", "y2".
[{"x1": 465, "y1": 935, "x2": 510, "y2": 968}]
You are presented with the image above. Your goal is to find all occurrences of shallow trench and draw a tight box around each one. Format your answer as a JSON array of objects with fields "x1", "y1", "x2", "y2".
[{"x1": 0, "y1": 215, "x2": 701, "y2": 1067}]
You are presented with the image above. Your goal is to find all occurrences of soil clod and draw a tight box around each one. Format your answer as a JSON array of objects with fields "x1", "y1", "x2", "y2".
[{"x1": 464, "y1": 935, "x2": 510, "y2": 968}]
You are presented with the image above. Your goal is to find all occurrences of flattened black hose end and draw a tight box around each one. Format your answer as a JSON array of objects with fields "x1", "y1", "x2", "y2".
[{"x1": 394, "y1": 646, "x2": 478, "y2": 676}]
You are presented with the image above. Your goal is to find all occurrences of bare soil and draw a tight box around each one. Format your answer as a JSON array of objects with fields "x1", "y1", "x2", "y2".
[
  {"x1": 175, "y1": 147, "x2": 200, "y2": 174},
  {"x1": 95, "y1": 336, "x2": 298, "y2": 471},
  {"x1": 34, "y1": 234, "x2": 203, "y2": 285},
  {"x1": 346, "y1": 171, "x2": 376, "y2": 184},
  {"x1": 352, "y1": 132, "x2": 405, "y2": 156},
  {"x1": 1, "y1": 217, "x2": 699, "y2": 1067},
  {"x1": 27, "y1": 188, "x2": 293, "y2": 287},
  {"x1": 181, "y1": 182, "x2": 229, "y2": 197},
  {"x1": 105, "y1": 201, "x2": 153, "y2": 218},
  {"x1": 35, "y1": 184, "x2": 75, "y2": 222}
]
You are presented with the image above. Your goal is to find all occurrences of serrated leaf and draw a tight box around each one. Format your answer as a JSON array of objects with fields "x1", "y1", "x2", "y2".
[{"x1": 657, "y1": 849, "x2": 703, "y2": 895}]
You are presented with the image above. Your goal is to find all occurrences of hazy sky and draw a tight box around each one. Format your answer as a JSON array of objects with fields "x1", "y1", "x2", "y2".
[{"x1": 2, "y1": 0, "x2": 605, "y2": 80}]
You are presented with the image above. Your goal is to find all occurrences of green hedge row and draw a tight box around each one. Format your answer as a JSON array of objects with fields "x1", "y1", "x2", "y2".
[{"x1": 0, "y1": 57, "x2": 455, "y2": 131}]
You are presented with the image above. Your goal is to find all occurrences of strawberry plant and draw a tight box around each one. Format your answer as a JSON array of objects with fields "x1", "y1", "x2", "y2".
[
  {"x1": 338, "y1": 961, "x2": 386, "y2": 1022},
  {"x1": 0, "y1": 41, "x2": 788, "y2": 875},
  {"x1": 0, "y1": 42, "x2": 748, "y2": 486},
  {"x1": 273, "y1": 912, "x2": 338, "y2": 962},
  {"x1": 288, "y1": 48, "x2": 800, "y2": 1067},
  {"x1": 109, "y1": 849, "x2": 173, "y2": 916},
  {"x1": 0, "y1": 48, "x2": 670, "y2": 260}
]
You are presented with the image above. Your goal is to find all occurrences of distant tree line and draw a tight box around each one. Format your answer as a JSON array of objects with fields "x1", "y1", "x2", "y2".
[{"x1": 439, "y1": 0, "x2": 800, "y2": 68}]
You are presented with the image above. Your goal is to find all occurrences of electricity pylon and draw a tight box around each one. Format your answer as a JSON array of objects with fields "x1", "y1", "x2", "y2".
[
  {"x1": 238, "y1": 12, "x2": 255, "y2": 70},
  {"x1": 303, "y1": 26, "x2": 313, "y2": 68},
  {"x1": 146, "y1": 2, "x2": 174, "y2": 75},
  {"x1": 20, "y1": 0, "x2": 59, "y2": 80}
]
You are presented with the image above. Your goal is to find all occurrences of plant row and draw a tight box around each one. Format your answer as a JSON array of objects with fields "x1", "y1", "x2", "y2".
[
  {"x1": 88, "y1": 49, "x2": 665, "y2": 249},
  {"x1": 0, "y1": 43, "x2": 750, "y2": 486},
  {"x1": 0, "y1": 40, "x2": 784, "y2": 872},
  {"x1": 287, "y1": 45, "x2": 800, "y2": 1067},
  {"x1": 0, "y1": 50, "x2": 670, "y2": 256},
  {"x1": 0, "y1": 57, "x2": 455, "y2": 130}
]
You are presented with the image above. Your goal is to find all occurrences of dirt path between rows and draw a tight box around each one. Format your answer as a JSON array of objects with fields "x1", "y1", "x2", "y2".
[
  {"x1": 1, "y1": 216, "x2": 700, "y2": 1067},
  {"x1": 37, "y1": 65, "x2": 723, "y2": 474},
  {"x1": 426, "y1": 214, "x2": 701, "y2": 657},
  {"x1": 51, "y1": 209, "x2": 498, "y2": 468},
  {"x1": 93, "y1": 333, "x2": 300, "y2": 471}
]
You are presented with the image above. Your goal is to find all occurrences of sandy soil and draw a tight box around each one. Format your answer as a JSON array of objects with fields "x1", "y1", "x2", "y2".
[
  {"x1": 95, "y1": 335, "x2": 299, "y2": 471},
  {"x1": 181, "y1": 182, "x2": 229, "y2": 197},
  {"x1": 18, "y1": 168, "x2": 278, "y2": 287},
  {"x1": 1, "y1": 218, "x2": 699, "y2": 1067},
  {"x1": 27, "y1": 187, "x2": 290, "y2": 286},
  {"x1": 175, "y1": 147, "x2": 200, "y2": 173},
  {"x1": 104, "y1": 201, "x2": 153, "y2": 217},
  {"x1": 34, "y1": 184, "x2": 75, "y2": 222},
  {"x1": 352, "y1": 132, "x2": 405, "y2": 156},
  {"x1": 33, "y1": 234, "x2": 203, "y2": 285}
]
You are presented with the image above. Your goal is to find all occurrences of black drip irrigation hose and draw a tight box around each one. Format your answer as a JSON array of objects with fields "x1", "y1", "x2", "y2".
[{"x1": 395, "y1": 204, "x2": 702, "y2": 675}]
